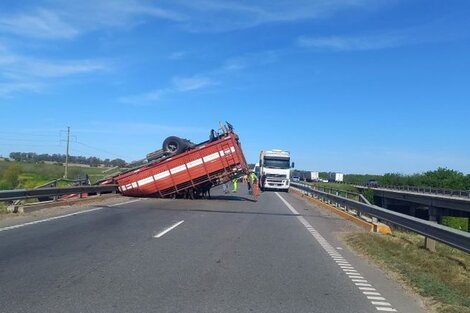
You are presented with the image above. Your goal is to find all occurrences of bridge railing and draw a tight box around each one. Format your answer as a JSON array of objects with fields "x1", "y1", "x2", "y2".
[
  {"x1": 291, "y1": 182, "x2": 470, "y2": 253},
  {"x1": 361, "y1": 184, "x2": 470, "y2": 198}
]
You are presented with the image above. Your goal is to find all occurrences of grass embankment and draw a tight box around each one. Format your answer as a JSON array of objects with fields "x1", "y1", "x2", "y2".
[
  {"x1": 345, "y1": 231, "x2": 470, "y2": 313},
  {"x1": 307, "y1": 181, "x2": 358, "y2": 192},
  {"x1": 0, "y1": 160, "x2": 111, "y2": 189}
]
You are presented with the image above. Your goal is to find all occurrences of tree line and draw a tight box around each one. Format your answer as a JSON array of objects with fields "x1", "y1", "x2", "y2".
[
  {"x1": 346, "y1": 168, "x2": 470, "y2": 190},
  {"x1": 9, "y1": 152, "x2": 127, "y2": 168},
  {"x1": 293, "y1": 168, "x2": 470, "y2": 190}
]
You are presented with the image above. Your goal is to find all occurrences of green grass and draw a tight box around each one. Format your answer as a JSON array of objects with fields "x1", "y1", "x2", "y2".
[
  {"x1": 0, "y1": 160, "x2": 110, "y2": 190},
  {"x1": 307, "y1": 181, "x2": 359, "y2": 192},
  {"x1": 345, "y1": 231, "x2": 470, "y2": 313},
  {"x1": 442, "y1": 217, "x2": 469, "y2": 232},
  {"x1": 305, "y1": 182, "x2": 362, "y2": 200}
]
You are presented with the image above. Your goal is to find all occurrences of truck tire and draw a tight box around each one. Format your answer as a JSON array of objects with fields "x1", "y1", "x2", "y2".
[{"x1": 162, "y1": 136, "x2": 186, "y2": 154}]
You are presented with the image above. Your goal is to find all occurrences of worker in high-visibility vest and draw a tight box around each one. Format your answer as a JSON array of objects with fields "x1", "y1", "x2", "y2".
[
  {"x1": 247, "y1": 172, "x2": 257, "y2": 194},
  {"x1": 250, "y1": 172, "x2": 260, "y2": 197},
  {"x1": 232, "y1": 178, "x2": 238, "y2": 193}
]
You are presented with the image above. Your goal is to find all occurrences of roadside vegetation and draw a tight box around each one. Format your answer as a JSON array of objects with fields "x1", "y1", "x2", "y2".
[
  {"x1": 0, "y1": 160, "x2": 110, "y2": 190},
  {"x1": 9, "y1": 152, "x2": 127, "y2": 168},
  {"x1": 345, "y1": 231, "x2": 470, "y2": 313},
  {"x1": 298, "y1": 168, "x2": 469, "y2": 231}
]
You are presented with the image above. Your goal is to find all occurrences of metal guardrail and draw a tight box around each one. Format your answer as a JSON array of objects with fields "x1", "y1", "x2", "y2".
[
  {"x1": 308, "y1": 184, "x2": 372, "y2": 205},
  {"x1": 0, "y1": 185, "x2": 119, "y2": 202},
  {"x1": 357, "y1": 184, "x2": 470, "y2": 198},
  {"x1": 308, "y1": 185, "x2": 364, "y2": 202},
  {"x1": 291, "y1": 182, "x2": 470, "y2": 253}
]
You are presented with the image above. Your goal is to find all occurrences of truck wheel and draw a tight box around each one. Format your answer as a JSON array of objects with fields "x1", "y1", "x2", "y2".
[{"x1": 162, "y1": 136, "x2": 186, "y2": 154}]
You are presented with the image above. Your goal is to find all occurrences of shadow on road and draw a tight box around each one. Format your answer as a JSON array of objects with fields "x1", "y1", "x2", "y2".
[
  {"x1": 150, "y1": 207, "x2": 301, "y2": 217},
  {"x1": 208, "y1": 194, "x2": 257, "y2": 202}
]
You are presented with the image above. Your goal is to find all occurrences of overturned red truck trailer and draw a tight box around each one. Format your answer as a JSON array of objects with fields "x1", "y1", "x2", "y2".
[{"x1": 108, "y1": 124, "x2": 248, "y2": 198}]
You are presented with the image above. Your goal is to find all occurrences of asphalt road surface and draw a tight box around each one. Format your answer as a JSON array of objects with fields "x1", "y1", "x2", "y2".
[{"x1": 0, "y1": 186, "x2": 426, "y2": 313}]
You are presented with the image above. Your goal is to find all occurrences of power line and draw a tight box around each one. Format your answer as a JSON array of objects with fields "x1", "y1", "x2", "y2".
[{"x1": 75, "y1": 141, "x2": 125, "y2": 159}]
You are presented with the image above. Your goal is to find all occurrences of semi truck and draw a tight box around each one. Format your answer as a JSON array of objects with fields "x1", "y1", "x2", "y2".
[
  {"x1": 310, "y1": 171, "x2": 319, "y2": 181},
  {"x1": 328, "y1": 172, "x2": 344, "y2": 183},
  {"x1": 258, "y1": 149, "x2": 291, "y2": 191},
  {"x1": 102, "y1": 123, "x2": 248, "y2": 199}
]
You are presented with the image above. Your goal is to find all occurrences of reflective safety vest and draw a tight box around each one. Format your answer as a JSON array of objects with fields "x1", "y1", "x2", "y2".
[{"x1": 249, "y1": 173, "x2": 257, "y2": 184}]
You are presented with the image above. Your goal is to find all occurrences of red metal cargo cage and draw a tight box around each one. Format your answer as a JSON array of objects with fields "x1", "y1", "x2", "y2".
[{"x1": 112, "y1": 125, "x2": 248, "y2": 198}]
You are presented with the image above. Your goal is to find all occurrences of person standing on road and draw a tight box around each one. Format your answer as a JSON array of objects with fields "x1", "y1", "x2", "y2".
[
  {"x1": 232, "y1": 178, "x2": 238, "y2": 193},
  {"x1": 250, "y1": 172, "x2": 259, "y2": 197},
  {"x1": 247, "y1": 171, "x2": 257, "y2": 195},
  {"x1": 222, "y1": 181, "x2": 229, "y2": 194}
]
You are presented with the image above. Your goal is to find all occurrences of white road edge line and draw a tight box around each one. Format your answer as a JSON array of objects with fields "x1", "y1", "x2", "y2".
[
  {"x1": 275, "y1": 192, "x2": 399, "y2": 313},
  {"x1": 0, "y1": 198, "x2": 141, "y2": 233},
  {"x1": 154, "y1": 220, "x2": 184, "y2": 238}
]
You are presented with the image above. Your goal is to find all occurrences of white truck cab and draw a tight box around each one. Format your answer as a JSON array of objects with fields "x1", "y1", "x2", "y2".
[{"x1": 259, "y1": 149, "x2": 291, "y2": 191}]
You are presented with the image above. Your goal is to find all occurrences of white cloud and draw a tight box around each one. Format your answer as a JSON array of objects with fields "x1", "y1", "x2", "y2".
[
  {"x1": 120, "y1": 49, "x2": 283, "y2": 105},
  {"x1": 0, "y1": 0, "x2": 384, "y2": 39},
  {"x1": 297, "y1": 34, "x2": 405, "y2": 51},
  {"x1": 0, "y1": 9, "x2": 79, "y2": 39},
  {"x1": 0, "y1": 82, "x2": 43, "y2": 97},
  {"x1": 172, "y1": 76, "x2": 214, "y2": 91},
  {"x1": 27, "y1": 60, "x2": 108, "y2": 78},
  {"x1": 160, "y1": 0, "x2": 381, "y2": 32},
  {"x1": 119, "y1": 75, "x2": 214, "y2": 105},
  {"x1": 76, "y1": 121, "x2": 207, "y2": 135},
  {"x1": 168, "y1": 51, "x2": 188, "y2": 60},
  {"x1": 0, "y1": 45, "x2": 109, "y2": 97},
  {"x1": 0, "y1": 1, "x2": 184, "y2": 40}
]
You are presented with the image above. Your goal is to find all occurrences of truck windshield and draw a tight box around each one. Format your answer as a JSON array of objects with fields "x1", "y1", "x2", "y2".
[{"x1": 263, "y1": 157, "x2": 290, "y2": 169}]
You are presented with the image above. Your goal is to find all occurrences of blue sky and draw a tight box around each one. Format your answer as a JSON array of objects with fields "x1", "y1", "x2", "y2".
[{"x1": 1, "y1": 0, "x2": 469, "y2": 174}]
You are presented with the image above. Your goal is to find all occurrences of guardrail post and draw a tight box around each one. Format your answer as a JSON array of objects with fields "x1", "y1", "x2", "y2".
[{"x1": 425, "y1": 208, "x2": 438, "y2": 252}]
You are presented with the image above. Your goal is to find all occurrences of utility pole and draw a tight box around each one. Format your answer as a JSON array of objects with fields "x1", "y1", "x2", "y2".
[{"x1": 64, "y1": 126, "x2": 70, "y2": 179}]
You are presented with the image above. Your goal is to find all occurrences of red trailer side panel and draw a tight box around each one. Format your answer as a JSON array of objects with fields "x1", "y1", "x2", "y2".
[{"x1": 114, "y1": 133, "x2": 247, "y2": 198}]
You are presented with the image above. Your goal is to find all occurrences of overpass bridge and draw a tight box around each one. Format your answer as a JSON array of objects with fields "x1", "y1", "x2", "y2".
[{"x1": 356, "y1": 185, "x2": 470, "y2": 231}]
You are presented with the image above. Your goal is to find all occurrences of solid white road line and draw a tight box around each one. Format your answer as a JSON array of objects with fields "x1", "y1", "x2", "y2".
[
  {"x1": 0, "y1": 198, "x2": 141, "y2": 233},
  {"x1": 275, "y1": 192, "x2": 400, "y2": 313},
  {"x1": 154, "y1": 220, "x2": 184, "y2": 238},
  {"x1": 0, "y1": 207, "x2": 105, "y2": 232}
]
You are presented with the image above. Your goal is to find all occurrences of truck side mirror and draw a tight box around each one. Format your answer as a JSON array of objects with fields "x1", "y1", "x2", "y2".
[{"x1": 291, "y1": 162, "x2": 295, "y2": 168}]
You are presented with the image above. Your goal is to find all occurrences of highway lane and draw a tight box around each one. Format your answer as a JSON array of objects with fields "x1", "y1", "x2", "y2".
[{"x1": 0, "y1": 187, "x2": 426, "y2": 313}]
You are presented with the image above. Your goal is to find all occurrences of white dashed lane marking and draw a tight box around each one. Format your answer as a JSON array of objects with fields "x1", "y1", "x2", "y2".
[
  {"x1": 153, "y1": 220, "x2": 184, "y2": 238},
  {"x1": 276, "y1": 192, "x2": 399, "y2": 313}
]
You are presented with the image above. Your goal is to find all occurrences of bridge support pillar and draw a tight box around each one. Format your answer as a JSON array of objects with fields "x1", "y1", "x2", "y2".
[{"x1": 382, "y1": 198, "x2": 389, "y2": 209}]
